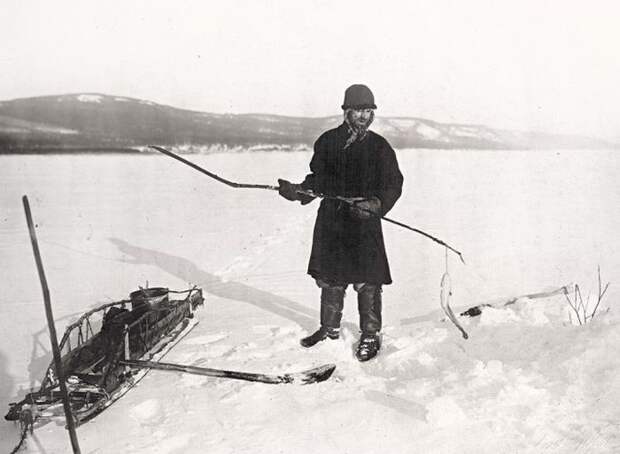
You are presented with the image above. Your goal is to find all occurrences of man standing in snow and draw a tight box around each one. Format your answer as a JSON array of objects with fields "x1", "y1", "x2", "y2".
[{"x1": 278, "y1": 84, "x2": 403, "y2": 361}]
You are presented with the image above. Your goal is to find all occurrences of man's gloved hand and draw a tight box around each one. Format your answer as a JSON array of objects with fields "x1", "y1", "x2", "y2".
[
  {"x1": 350, "y1": 196, "x2": 382, "y2": 220},
  {"x1": 278, "y1": 179, "x2": 300, "y2": 201},
  {"x1": 278, "y1": 179, "x2": 315, "y2": 205}
]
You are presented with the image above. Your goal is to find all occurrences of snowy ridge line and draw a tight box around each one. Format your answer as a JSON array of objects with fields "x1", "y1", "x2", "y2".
[{"x1": 3, "y1": 93, "x2": 616, "y2": 152}]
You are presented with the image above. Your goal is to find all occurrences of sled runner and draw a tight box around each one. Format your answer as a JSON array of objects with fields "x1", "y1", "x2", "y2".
[{"x1": 5, "y1": 287, "x2": 204, "y2": 426}]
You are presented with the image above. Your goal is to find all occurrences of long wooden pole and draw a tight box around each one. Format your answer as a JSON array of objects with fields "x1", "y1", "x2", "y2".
[
  {"x1": 22, "y1": 195, "x2": 81, "y2": 454},
  {"x1": 149, "y1": 145, "x2": 465, "y2": 263}
]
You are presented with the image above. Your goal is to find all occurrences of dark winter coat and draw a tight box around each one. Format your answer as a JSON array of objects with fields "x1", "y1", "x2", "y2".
[{"x1": 301, "y1": 123, "x2": 404, "y2": 285}]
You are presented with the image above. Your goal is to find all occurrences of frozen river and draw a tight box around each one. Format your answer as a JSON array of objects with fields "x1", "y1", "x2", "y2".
[{"x1": 1, "y1": 149, "x2": 619, "y2": 452}]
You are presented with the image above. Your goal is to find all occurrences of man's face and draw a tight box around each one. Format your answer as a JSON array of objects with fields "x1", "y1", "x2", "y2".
[{"x1": 348, "y1": 108, "x2": 374, "y2": 128}]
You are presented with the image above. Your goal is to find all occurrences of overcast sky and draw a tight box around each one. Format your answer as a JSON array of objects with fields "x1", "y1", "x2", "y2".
[{"x1": 3, "y1": 0, "x2": 619, "y2": 139}]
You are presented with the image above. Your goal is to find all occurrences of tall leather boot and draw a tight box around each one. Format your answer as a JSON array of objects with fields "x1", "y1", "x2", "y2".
[
  {"x1": 356, "y1": 284, "x2": 382, "y2": 361},
  {"x1": 300, "y1": 286, "x2": 345, "y2": 348}
]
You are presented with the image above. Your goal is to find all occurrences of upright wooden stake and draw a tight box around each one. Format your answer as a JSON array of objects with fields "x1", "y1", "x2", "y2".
[
  {"x1": 124, "y1": 325, "x2": 131, "y2": 373},
  {"x1": 22, "y1": 195, "x2": 81, "y2": 454}
]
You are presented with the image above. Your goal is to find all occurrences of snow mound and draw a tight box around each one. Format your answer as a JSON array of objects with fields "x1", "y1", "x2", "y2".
[
  {"x1": 479, "y1": 297, "x2": 567, "y2": 326},
  {"x1": 76, "y1": 94, "x2": 103, "y2": 103}
]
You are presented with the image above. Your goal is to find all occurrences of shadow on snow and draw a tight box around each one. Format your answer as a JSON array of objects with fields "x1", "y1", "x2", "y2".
[{"x1": 109, "y1": 237, "x2": 318, "y2": 332}]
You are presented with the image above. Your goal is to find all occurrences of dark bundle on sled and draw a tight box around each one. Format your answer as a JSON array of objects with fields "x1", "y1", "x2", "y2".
[{"x1": 5, "y1": 287, "x2": 204, "y2": 426}]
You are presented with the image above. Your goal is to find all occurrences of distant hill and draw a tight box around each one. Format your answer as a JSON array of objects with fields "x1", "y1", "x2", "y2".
[{"x1": 0, "y1": 93, "x2": 615, "y2": 153}]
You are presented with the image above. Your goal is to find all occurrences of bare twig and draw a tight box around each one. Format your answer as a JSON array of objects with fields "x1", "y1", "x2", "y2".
[
  {"x1": 564, "y1": 284, "x2": 584, "y2": 325},
  {"x1": 576, "y1": 285, "x2": 587, "y2": 323},
  {"x1": 563, "y1": 266, "x2": 611, "y2": 325},
  {"x1": 591, "y1": 266, "x2": 610, "y2": 320}
]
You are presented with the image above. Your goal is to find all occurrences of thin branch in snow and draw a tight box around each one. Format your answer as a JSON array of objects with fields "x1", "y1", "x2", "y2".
[
  {"x1": 564, "y1": 284, "x2": 583, "y2": 325},
  {"x1": 591, "y1": 265, "x2": 610, "y2": 320},
  {"x1": 563, "y1": 267, "x2": 611, "y2": 325}
]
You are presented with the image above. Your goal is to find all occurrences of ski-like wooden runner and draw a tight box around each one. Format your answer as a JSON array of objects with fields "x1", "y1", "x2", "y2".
[{"x1": 120, "y1": 359, "x2": 337, "y2": 385}]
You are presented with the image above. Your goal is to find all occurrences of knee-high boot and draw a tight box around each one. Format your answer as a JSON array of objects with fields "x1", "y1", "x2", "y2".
[
  {"x1": 357, "y1": 284, "x2": 382, "y2": 335},
  {"x1": 320, "y1": 286, "x2": 345, "y2": 329},
  {"x1": 356, "y1": 284, "x2": 382, "y2": 361},
  {"x1": 300, "y1": 286, "x2": 345, "y2": 348}
]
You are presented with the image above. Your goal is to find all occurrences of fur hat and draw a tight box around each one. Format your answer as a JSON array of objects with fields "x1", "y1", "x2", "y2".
[{"x1": 341, "y1": 84, "x2": 377, "y2": 110}]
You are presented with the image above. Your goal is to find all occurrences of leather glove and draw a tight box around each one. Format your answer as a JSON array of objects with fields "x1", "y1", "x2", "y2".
[
  {"x1": 350, "y1": 197, "x2": 382, "y2": 220},
  {"x1": 278, "y1": 179, "x2": 315, "y2": 205},
  {"x1": 278, "y1": 179, "x2": 300, "y2": 201}
]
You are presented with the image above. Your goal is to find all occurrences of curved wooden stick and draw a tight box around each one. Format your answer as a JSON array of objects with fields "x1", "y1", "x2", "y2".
[{"x1": 149, "y1": 145, "x2": 465, "y2": 263}]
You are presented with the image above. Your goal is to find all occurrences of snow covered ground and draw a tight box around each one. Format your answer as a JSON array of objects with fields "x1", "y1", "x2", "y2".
[{"x1": 1, "y1": 149, "x2": 619, "y2": 453}]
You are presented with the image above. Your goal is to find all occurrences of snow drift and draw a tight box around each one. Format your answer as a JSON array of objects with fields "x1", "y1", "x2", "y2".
[{"x1": 1, "y1": 149, "x2": 619, "y2": 453}]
